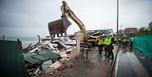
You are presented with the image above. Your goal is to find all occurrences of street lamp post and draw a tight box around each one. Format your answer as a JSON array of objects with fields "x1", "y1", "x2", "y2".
[
  {"x1": 109, "y1": 1, "x2": 120, "y2": 76},
  {"x1": 116, "y1": 0, "x2": 119, "y2": 44}
]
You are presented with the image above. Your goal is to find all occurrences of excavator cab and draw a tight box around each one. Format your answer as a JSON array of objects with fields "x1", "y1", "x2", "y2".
[{"x1": 48, "y1": 17, "x2": 71, "y2": 37}]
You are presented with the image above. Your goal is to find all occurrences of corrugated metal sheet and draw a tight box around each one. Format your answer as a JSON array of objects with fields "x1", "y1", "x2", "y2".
[
  {"x1": 32, "y1": 55, "x2": 49, "y2": 61},
  {"x1": 38, "y1": 50, "x2": 60, "y2": 60},
  {"x1": 24, "y1": 56, "x2": 42, "y2": 64},
  {"x1": 0, "y1": 40, "x2": 26, "y2": 77},
  {"x1": 24, "y1": 50, "x2": 60, "y2": 64}
]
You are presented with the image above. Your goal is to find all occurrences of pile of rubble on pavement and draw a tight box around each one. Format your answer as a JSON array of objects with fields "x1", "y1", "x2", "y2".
[{"x1": 23, "y1": 36, "x2": 83, "y2": 77}]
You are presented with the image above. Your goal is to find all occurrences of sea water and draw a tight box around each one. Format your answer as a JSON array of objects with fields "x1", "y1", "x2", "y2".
[{"x1": 0, "y1": 37, "x2": 39, "y2": 48}]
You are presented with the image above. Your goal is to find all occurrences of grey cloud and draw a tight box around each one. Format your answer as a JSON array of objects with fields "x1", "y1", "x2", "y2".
[{"x1": 0, "y1": 0, "x2": 152, "y2": 37}]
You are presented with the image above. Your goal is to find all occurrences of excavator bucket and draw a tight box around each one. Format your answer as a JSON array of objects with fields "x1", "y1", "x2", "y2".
[{"x1": 48, "y1": 18, "x2": 71, "y2": 37}]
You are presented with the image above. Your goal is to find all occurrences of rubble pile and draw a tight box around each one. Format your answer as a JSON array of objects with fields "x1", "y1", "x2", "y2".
[{"x1": 23, "y1": 36, "x2": 80, "y2": 76}]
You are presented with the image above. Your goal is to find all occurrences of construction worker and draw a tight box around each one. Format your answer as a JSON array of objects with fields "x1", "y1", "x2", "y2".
[
  {"x1": 126, "y1": 38, "x2": 130, "y2": 46},
  {"x1": 106, "y1": 35, "x2": 114, "y2": 59},
  {"x1": 129, "y1": 37, "x2": 133, "y2": 50},
  {"x1": 122, "y1": 38, "x2": 126, "y2": 47},
  {"x1": 104, "y1": 35, "x2": 109, "y2": 56},
  {"x1": 118, "y1": 38, "x2": 122, "y2": 44},
  {"x1": 97, "y1": 36, "x2": 104, "y2": 54}
]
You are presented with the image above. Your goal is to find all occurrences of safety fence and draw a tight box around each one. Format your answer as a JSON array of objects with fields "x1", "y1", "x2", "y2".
[
  {"x1": 133, "y1": 35, "x2": 152, "y2": 59},
  {"x1": 134, "y1": 47, "x2": 152, "y2": 76}
]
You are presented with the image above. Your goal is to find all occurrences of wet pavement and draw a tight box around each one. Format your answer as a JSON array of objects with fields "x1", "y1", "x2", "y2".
[
  {"x1": 40, "y1": 47, "x2": 116, "y2": 77},
  {"x1": 39, "y1": 45, "x2": 152, "y2": 77},
  {"x1": 116, "y1": 48, "x2": 151, "y2": 77}
]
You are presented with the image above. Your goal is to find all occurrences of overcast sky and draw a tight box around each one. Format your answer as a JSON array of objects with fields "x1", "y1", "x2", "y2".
[{"x1": 0, "y1": 0, "x2": 152, "y2": 37}]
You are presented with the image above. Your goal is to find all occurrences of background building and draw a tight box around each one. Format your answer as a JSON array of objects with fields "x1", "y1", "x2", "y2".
[
  {"x1": 124, "y1": 28, "x2": 137, "y2": 36},
  {"x1": 118, "y1": 30, "x2": 124, "y2": 35}
]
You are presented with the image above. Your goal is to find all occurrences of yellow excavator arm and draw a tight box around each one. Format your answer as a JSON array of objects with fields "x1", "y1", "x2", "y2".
[{"x1": 61, "y1": 1, "x2": 88, "y2": 42}]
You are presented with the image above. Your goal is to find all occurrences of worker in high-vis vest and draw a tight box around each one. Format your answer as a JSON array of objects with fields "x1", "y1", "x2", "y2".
[
  {"x1": 106, "y1": 35, "x2": 114, "y2": 59},
  {"x1": 129, "y1": 37, "x2": 133, "y2": 49},
  {"x1": 97, "y1": 36, "x2": 104, "y2": 54},
  {"x1": 103, "y1": 36, "x2": 109, "y2": 56},
  {"x1": 126, "y1": 38, "x2": 130, "y2": 46},
  {"x1": 122, "y1": 38, "x2": 126, "y2": 46},
  {"x1": 118, "y1": 38, "x2": 122, "y2": 44}
]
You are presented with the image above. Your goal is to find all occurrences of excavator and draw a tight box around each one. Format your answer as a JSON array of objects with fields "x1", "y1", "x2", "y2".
[{"x1": 48, "y1": 1, "x2": 94, "y2": 47}]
